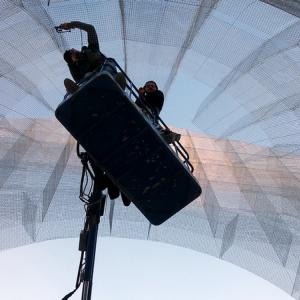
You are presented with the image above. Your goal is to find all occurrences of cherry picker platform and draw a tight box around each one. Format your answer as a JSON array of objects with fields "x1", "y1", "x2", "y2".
[
  {"x1": 56, "y1": 59, "x2": 202, "y2": 300},
  {"x1": 55, "y1": 59, "x2": 201, "y2": 225}
]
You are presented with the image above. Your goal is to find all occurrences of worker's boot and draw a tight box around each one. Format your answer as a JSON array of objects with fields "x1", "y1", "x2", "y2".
[
  {"x1": 161, "y1": 129, "x2": 181, "y2": 144},
  {"x1": 64, "y1": 78, "x2": 79, "y2": 94}
]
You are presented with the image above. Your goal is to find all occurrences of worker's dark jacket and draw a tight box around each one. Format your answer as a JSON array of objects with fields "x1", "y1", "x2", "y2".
[
  {"x1": 67, "y1": 22, "x2": 106, "y2": 82},
  {"x1": 136, "y1": 90, "x2": 164, "y2": 116}
]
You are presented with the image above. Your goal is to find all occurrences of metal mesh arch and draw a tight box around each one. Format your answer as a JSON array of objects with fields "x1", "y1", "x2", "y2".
[{"x1": 0, "y1": 1, "x2": 300, "y2": 299}]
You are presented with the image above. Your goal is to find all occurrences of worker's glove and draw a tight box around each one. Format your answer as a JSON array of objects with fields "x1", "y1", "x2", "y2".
[
  {"x1": 57, "y1": 22, "x2": 73, "y2": 30},
  {"x1": 138, "y1": 87, "x2": 145, "y2": 95}
]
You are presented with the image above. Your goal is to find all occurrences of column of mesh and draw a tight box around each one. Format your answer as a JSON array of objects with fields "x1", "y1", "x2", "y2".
[
  {"x1": 42, "y1": 135, "x2": 74, "y2": 220},
  {"x1": 267, "y1": 150, "x2": 300, "y2": 218},
  {"x1": 187, "y1": 131, "x2": 221, "y2": 237},
  {"x1": 219, "y1": 214, "x2": 239, "y2": 258},
  {"x1": 0, "y1": 121, "x2": 35, "y2": 189},
  {"x1": 220, "y1": 139, "x2": 293, "y2": 266},
  {"x1": 22, "y1": 192, "x2": 37, "y2": 241},
  {"x1": 147, "y1": 222, "x2": 151, "y2": 239},
  {"x1": 109, "y1": 199, "x2": 115, "y2": 235}
]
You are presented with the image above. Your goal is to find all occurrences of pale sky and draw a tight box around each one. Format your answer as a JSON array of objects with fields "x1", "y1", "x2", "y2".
[{"x1": 0, "y1": 237, "x2": 294, "y2": 300}]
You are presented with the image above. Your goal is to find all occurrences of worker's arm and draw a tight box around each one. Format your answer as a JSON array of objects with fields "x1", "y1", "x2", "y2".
[{"x1": 58, "y1": 21, "x2": 99, "y2": 50}]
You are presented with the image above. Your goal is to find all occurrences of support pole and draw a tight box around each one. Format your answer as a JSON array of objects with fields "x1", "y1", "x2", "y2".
[
  {"x1": 62, "y1": 148, "x2": 106, "y2": 300},
  {"x1": 81, "y1": 182, "x2": 106, "y2": 300},
  {"x1": 81, "y1": 159, "x2": 106, "y2": 300}
]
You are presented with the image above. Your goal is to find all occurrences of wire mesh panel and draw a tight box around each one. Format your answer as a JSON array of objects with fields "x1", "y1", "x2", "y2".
[{"x1": 0, "y1": 0, "x2": 300, "y2": 298}]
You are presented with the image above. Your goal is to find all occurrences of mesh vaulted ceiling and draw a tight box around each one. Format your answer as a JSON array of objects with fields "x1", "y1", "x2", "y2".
[{"x1": 1, "y1": 0, "x2": 300, "y2": 298}]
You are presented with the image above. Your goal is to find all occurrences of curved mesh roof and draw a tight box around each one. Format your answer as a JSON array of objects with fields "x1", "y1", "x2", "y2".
[{"x1": 1, "y1": 0, "x2": 300, "y2": 298}]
